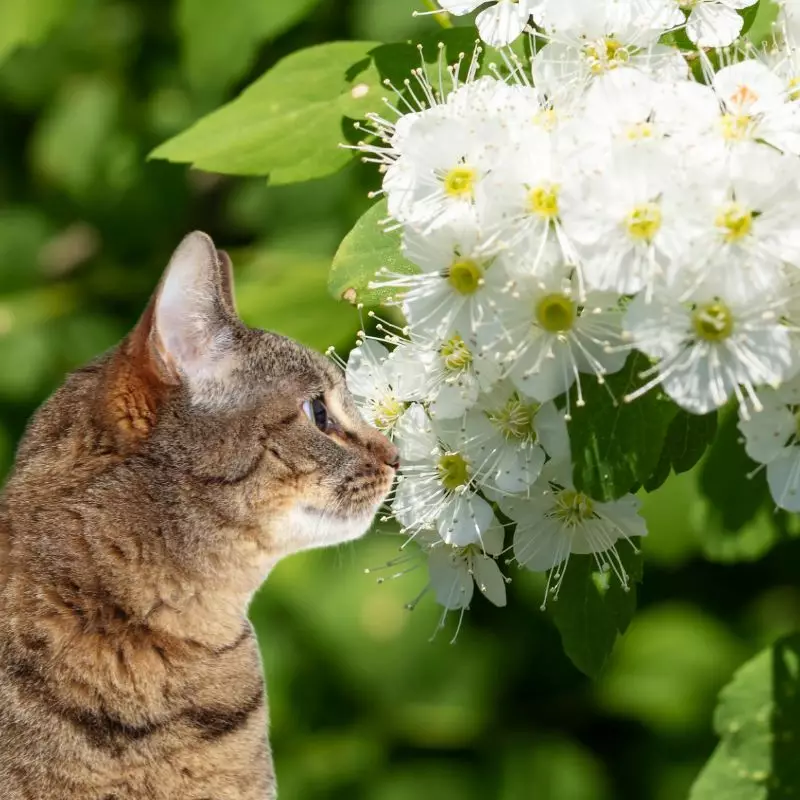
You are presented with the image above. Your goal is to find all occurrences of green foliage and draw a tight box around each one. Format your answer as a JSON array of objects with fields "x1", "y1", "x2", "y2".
[
  {"x1": 567, "y1": 354, "x2": 680, "y2": 502},
  {"x1": 329, "y1": 199, "x2": 417, "y2": 305},
  {"x1": 690, "y1": 634, "x2": 800, "y2": 800},
  {"x1": 748, "y1": 0, "x2": 780, "y2": 45},
  {"x1": 151, "y1": 41, "x2": 383, "y2": 183},
  {"x1": 153, "y1": 26, "x2": 480, "y2": 186},
  {"x1": 550, "y1": 549, "x2": 643, "y2": 679},
  {"x1": 177, "y1": 0, "x2": 323, "y2": 97},
  {"x1": 0, "y1": 0, "x2": 73, "y2": 65},
  {"x1": 739, "y1": 0, "x2": 765, "y2": 39},
  {"x1": 235, "y1": 246, "x2": 358, "y2": 351},
  {"x1": 698, "y1": 410, "x2": 771, "y2": 551}
]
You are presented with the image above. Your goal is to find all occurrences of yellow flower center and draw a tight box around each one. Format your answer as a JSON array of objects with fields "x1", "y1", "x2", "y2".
[
  {"x1": 789, "y1": 76, "x2": 800, "y2": 101},
  {"x1": 443, "y1": 166, "x2": 476, "y2": 198},
  {"x1": 715, "y1": 203, "x2": 753, "y2": 243},
  {"x1": 554, "y1": 489, "x2": 596, "y2": 526},
  {"x1": 447, "y1": 258, "x2": 483, "y2": 295},
  {"x1": 440, "y1": 335, "x2": 473, "y2": 372},
  {"x1": 372, "y1": 395, "x2": 405, "y2": 433},
  {"x1": 720, "y1": 113, "x2": 754, "y2": 141},
  {"x1": 535, "y1": 293, "x2": 576, "y2": 333},
  {"x1": 487, "y1": 396, "x2": 540, "y2": 442},
  {"x1": 625, "y1": 121, "x2": 654, "y2": 140},
  {"x1": 528, "y1": 185, "x2": 560, "y2": 219},
  {"x1": 437, "y1": 452, "x2": 471, "y2": 491},
  {"x1": 534, "y1": 109, "x2": 558, "y2": 130},
  {"x1": 692, "y1": 302, "x2": 734, "y2": 342},
  {"x1": 626, "y1": 203, "x2": 662, "y2": 243},
  {"x1": 584, "y1": 38, "x2": 630, "y2": 75}
]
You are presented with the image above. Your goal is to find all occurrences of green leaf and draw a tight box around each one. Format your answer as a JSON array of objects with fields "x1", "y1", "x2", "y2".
[
  {"x1": 690, "y1": 634, "x2": 800, "y2": 800},
  {"x1": 177, "y1": 0, "x2": 323, "y2": 97},
  {"x1": 329, "y1": 198, "x2": 417, "y2": 305},
  {"x1": 739, "y1": 0, "x2": 763, "y2": 38},
  {"x1": 642, "y1": 446, "x2": 672, "y2": 494},
  {"x1": 151, "y1": 41, "x2": 383, "y2": 183},
  {"x1": 699, "y1": 409, "x2": 767, "y2": 532},
  {"x1": 666, "y1": 409, "x2": 718, "y2": 475},
  {"x1": 0, "y1": 0, "x2": 73, "y2": 66},
  {"x1": 550, "y1": 548, "x2": 643, "y2": 679},
  {"x1": 567, "y1": 353, "x2": 680, "y2": 502},
  {"x1": 368, "y1": 27, "x2": 481, "y2": 87}
]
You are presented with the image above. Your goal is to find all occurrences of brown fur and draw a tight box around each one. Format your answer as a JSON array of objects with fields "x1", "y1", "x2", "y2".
[{"x1": 0, "y1": 232, "x2": 398, "y2": 799}]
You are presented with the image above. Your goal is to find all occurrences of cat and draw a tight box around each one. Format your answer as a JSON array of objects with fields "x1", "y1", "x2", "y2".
[{"x1": 0, "y1": 231, "x2": 399, "y2": 799}]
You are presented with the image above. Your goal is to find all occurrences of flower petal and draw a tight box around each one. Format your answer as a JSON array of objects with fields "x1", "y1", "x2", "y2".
[
  {"x1": 472, "y1": 555, "x2": 507, "y2": 607},
  {"x1": 427, "y1": 547, "x2": 474, "y2": 609}
]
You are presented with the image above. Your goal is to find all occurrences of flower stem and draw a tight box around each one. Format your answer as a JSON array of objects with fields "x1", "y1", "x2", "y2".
[{"x1": 421, "y1": 0, "x2": 454, "y2": 29}]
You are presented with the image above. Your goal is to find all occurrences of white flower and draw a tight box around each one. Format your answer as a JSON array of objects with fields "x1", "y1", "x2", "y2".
[
  {"x1": 478, "y1": 267, "x2": 629, "y2": 408},
  {"x1": 437, "y1": 0, "x2": 541, "y2": 45},
  {"x1": 531, "y1": 1, "x2": 688, "y2": 96},
  {"x1": 569, "y1": 69, "x2": 722, "y2": 172},
  {"x1": 483, "y1": 126, "x2": 580, "y2": 276},
  {"x1": 676, "y1": 143, "x2": 800, "y2": 294},
  {"x1": 502, "y1": 460, "x2": 647, "y2": 603},
  {"x1": 473, "y1": 387, "x2": 570, "y2": 493},
  {"x1": 392, "y1": 410, "x2": 499, "y2": 546},
  {"x1": 382, "y1": 106, "x2": 506, "y2": 232},
  {"x1": 624, "y1": 282, "x2": 793, "y2": 416},
  {"x1": 560, "y1": 153, "x2": 690, "y2": 296},
  {"x1": 425, "y1": 519, "x2": 507, "y2": 610},
  {"x1": 346, "y1": 340, "x2": 428, "y2": 438},
  {"x1": 711, "y1": 59, "x2": 800, "y2": 156},
  {"x1": 391, "y1": 222, "x2": 507, "y2": 341},
  {"x1": 738, "y1": 376, "x2": 800, "y2": 511},
  {"x1": 419, "y1": 331, "x2": 502, "y2": 420},
  {"x1": 680, "y1": 0, "x2": 758, "y2": 47},
  {"x1": 435, "y1": 389, "x2": 566, "y2": 494}
]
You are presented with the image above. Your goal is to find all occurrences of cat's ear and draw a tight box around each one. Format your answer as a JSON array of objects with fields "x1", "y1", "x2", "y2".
[
  {"x1": 103, "y1": 232, "x2": 241, "y2": 446},
  {"x1": 216, "y1": 249, "x2": 238, "y2": 316},
  {"x1": 150, "y1": 231, "x2": 239, "y2": 388}
]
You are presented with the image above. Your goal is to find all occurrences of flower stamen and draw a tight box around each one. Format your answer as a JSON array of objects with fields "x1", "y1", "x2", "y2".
[
  {"x1": 437, "y1": 452, "x2": 471, "y2": 491},
  {"x1": 528, "y1": 185, "x2": 560, "y2": 219},
  {"x1": 715, "y1": 203, "x2": 753, "y2": 243},
  {"x1": 440, "y1": 334, "x2": 473, "y2": 372},
  {"x1": 443, "y1": 165, "x2": 476, "y2": 198},
  {"x1": 625, "y1": 203, "x2": 662, "y2": 243},
  {"x1": 535, "y1": 293, "x2": 576, "y2": 333},
  {"x1": 447, "y1": 259, "x2": 483, "y2": 295},
  {"x1": 692, "y1": 301, "x2": 734, "y2": 342}
]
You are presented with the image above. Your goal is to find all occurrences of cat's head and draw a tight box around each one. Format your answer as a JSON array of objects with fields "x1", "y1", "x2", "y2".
[{"x1": 61, "y1": 232, "x2": 397, "y2": 561}]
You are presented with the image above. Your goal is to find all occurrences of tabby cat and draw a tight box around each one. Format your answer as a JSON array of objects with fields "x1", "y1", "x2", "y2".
[{"x1": 0, "y1": 232, "x2": 399, "y2": 799}]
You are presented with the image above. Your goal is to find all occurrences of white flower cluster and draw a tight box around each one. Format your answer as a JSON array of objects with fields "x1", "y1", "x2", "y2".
[
  {"x1": 434, "y1": 0, "x2": 758, "y2": 48},
  {"x1": 344, "y1": 0, "x2": 800, "y2": 619}
]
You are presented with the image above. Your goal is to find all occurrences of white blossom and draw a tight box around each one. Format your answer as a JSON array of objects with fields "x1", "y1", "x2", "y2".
[{"x1": 502, "y1": 460, "x2": 647, "y2": 604}]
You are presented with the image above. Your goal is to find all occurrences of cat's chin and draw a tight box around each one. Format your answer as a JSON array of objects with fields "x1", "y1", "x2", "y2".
[{"x1": 276, "y1": 502, "x2": 379, "y2": 554}]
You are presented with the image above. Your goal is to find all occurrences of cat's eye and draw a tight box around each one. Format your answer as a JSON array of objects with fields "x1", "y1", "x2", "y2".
[{"x1": 302, "y1": 397, "x2": 330, "y2": 432}]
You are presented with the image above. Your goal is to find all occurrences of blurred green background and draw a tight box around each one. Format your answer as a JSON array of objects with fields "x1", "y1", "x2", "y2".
[{"x1": 1, "y1": 1, "x2": 799, "y2": 798}]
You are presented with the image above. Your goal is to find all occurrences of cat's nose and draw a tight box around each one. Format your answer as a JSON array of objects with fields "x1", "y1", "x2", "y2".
[{"x1": 383, "y1": 442, "x2": 400, "y2": 471}]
